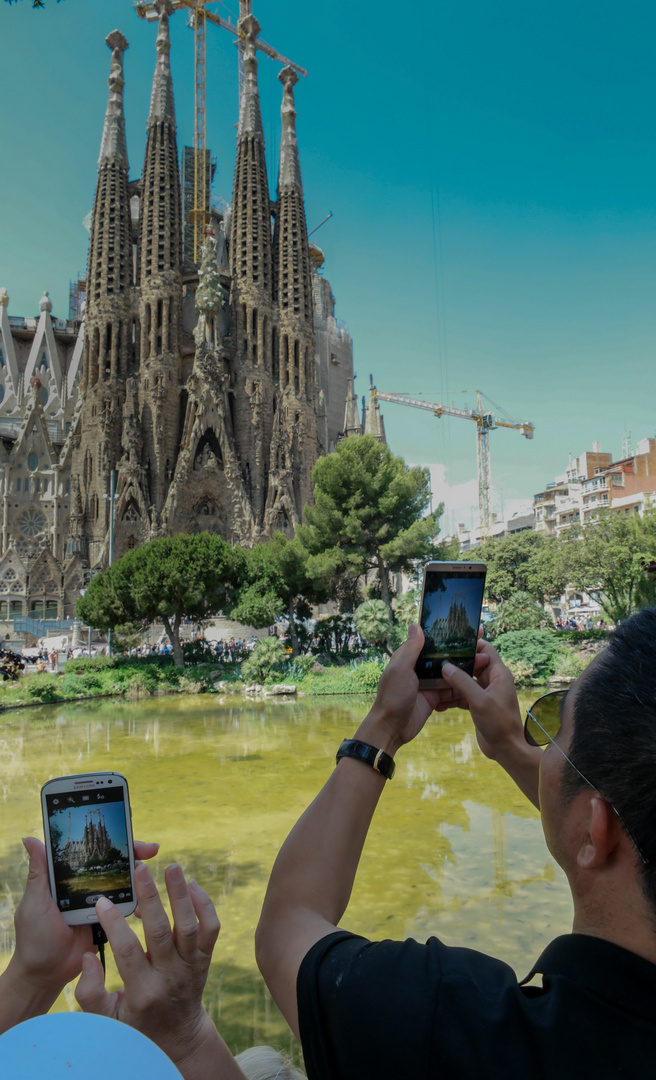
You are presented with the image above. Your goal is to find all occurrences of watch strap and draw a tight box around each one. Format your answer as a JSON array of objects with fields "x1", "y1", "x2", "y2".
[{"x1": 336, "y1": 738, "x2": 396, "y2": 780}]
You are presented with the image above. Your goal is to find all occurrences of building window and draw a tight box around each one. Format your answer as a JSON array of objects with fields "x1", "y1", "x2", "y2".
[
  {"x1": 40, "y1": 353, "x2": 49, "y2": 372},
  {"x1": 0, "y1": 601, "x2": 6, "y2": 619},
  {"x1": 9, "y1": 600, "x2": 22, "y2": 617},
  {"x1": 0, "y1": 348, "x2": 4, "y2": 367},
  {"x1": 27, "y1": 452, "x2": 38, "y2": 471},
  {"x1": 41, "y1": 386, "x2": 48, "y2": 407},
  {"x1": 15, "y1": 478, "x2": 20, "y2": 493},
  {"x1": 31, "y1": 600, "x2": 44, "y2": 618},
  {"x1": 45, "y1": 600, "x2": 58, "y2": 620}
]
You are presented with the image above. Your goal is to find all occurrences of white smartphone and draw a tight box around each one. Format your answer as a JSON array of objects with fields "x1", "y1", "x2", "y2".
[
  {"x1": 41, "y1": 772, "x2": 136, "y2": 925},
  {"x1": 415, "y1": 561, "x2": 487, "y2": 689}
]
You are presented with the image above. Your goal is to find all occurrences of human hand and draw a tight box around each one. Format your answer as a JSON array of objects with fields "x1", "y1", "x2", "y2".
[
  {"x1": 75, "y1": 862, "x2": 224, "y2": 1080},
  {"x1": 0, "y1": 837, "x2": 158, "y2": 1034},
  {"x1": 441, "y1": 641, "x2": 542, "y2": 807}
]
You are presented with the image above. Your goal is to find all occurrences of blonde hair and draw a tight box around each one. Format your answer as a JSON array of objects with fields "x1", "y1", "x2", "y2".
[{"x1": 235, "y1": 1045, "x2": 307, "y2": 1080}]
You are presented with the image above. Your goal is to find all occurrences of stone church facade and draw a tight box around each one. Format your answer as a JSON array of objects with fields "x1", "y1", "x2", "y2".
[{"x1": 0, "y1": 3, "x2": 372, "y2": 642}]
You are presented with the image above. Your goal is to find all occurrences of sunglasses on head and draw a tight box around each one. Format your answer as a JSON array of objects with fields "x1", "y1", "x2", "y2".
[{"x1": 524, "y1": 689, "x2": 648, "y2": 865}]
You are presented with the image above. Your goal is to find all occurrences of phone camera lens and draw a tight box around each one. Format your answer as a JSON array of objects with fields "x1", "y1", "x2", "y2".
[{"x1": 107, "y1": 780, "x2": 113, "y2": 785}]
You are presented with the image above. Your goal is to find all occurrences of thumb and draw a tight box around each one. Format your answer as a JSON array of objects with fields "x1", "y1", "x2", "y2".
[
  {"x1": 440, "y1": 661, "x2": 487, "y2": 711},
  {"x1": 21, "y1": 836, "x2": 51, "y2": 896},
  {"x1": 75, "y1": 952, "x2": 115, "y2": 1016}
]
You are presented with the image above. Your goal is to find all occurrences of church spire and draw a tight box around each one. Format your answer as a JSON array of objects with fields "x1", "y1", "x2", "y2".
[
  {"x1": 85, "y1": 29, "x2": 132, "y2": 377},
  {"x1": 343, "y1": 377, "x2": 361, "y2": 437},
  {"x1": 278, "y1": 66, "x2": 303, "y2": 192},
  {"x1": 237, "y1": 14, "x2": 264, "y2": 138},
  {"x1": 229, "y1": 15, "x2": 272, "y2": 296},
  {"x1": 148, "y1": 0, "x2": 175, "y2": 125},
  {"x1": 274, "y1": 67, "x2": 312, "y2": 325},
  {"x1": 139, "y1": 0, "x2": 182, "y2": 283},
  {"x1": 98, "y1": 30, "x2": 129, "y2": 167}
]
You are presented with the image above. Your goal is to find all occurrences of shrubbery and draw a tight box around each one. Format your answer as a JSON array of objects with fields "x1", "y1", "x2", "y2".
[{"x1": 494, "y1": 629, "x2": 561, "y2": 684}]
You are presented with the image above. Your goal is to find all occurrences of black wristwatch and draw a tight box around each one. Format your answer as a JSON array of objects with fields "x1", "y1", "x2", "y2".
[{"x1": 336, "y1": 738, "x2": 396, "y2": 780}]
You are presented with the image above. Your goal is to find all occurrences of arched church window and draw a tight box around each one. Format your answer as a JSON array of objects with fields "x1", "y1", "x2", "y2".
[
  {"x1": 0, "y1": 602, "x2": 7, "y2": 620},
  {"x1": 40, "y1": 386, "x2": 48, "y2": 407},
  {"x1": 15, "y1": 478, "x2": 20, "y2": 493},
  {"x1": 40, "y1": 353, "x2": 49, "y2": 372},
  {"x1": 15, "y1": 507, "x2": 47, "y2": 561},
  {"x1": 27, "y1": 453, "x2": 38, "y2": 471}
]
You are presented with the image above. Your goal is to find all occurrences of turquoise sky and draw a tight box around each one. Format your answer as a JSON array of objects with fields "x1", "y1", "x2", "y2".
[{"x1": 1, "y1": 0, "x2": 654, "y2": 531}]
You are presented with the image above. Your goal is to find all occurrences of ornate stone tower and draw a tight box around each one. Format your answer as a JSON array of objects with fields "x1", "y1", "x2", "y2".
[
  {"x1": 227, "y1": 14, "x2": 276, "y2": 525},
  {"x1": 72, "y1": 29, "x2": 132, "y2": 566},
  {"x1": 266, "y1": 65, "x2": 317, "y2": 530},
  {"x1": 135, "y1": 0, "x2": 183, "y2": 517}
]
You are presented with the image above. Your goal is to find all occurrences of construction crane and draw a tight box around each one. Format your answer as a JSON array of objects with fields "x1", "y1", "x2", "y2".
[
  {"x1": 373, "y1": 388, "x2": 535, "y2": 540},
  {"x1": 135, "y1": 1, "x2": 307, "y2": 263}
]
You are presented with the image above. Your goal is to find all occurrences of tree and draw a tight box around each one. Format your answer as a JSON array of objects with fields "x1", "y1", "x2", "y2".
[
  {"x1": 354, "y1": 599, "x2": 392, "y2": 652},
  {"x1": 473, "y1": 531, "x2": 567, "y2": 605},
  {"x1": 300, "y1": 436, "x2": 443, "y2": 627},
  {"x1": 76, "y1": 533, "x2": 246, "y2": 666},
  {"x1": 230, "y1": 533, "x2": 330, "y2": 657},
  {"x1": 489, "y1": 590, "x2": 544, "y2": 636},
  {"x1": 564, "y1": 508, "x2": 656, "y2": 623}
]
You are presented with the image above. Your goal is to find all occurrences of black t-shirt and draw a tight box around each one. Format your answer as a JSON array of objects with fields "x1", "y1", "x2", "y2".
[{"x1": 297, "y1": 930, "x2": 656, "y2": 1080}]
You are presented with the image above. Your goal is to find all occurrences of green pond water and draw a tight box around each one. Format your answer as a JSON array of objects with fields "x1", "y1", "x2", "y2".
[{"x1": 0, "y1": 692, "x2": 573, "y2": 1061}]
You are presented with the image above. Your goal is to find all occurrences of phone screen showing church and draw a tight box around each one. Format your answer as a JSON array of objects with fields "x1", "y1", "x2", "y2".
[
  {"x1": 415, "y1": 569, "x2": 487, "y2": 679},
  {"x1": 44, "y1": 786, "x2": 133, "y2": 913}
]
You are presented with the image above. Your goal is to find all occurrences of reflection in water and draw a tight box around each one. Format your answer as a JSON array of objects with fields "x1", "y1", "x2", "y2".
[{"x1": 0, "y1": 692, "x2": 573, "y2": 1060}]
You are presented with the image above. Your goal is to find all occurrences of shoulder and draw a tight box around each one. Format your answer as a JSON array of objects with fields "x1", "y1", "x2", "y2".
[{"x1": 297, "y1": 931, "x2": 522, "y2": 1080}]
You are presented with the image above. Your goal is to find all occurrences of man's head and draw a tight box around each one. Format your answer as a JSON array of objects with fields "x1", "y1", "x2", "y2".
[{"x1": 561, "y1": 608, "x2": 656, "y2": 914}]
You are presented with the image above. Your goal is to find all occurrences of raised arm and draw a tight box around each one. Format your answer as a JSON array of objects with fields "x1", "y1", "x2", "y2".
[
  {"x1": 440, "y1": 640, "x2": 542, "y2": 808},
  {"x1": 256, "y1": 625, "x2": 437, "y2": 1039}
]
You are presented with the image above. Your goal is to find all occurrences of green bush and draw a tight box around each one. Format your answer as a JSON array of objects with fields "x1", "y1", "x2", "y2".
[
  {"x1": 240, "y1": 638, "x2": 286, "y2": 684},
  {"x1": 349, "y1": 659, "x2": 387, "y2": 692},
  {"x1": 494, "y1": 629, "x2": 561, "y2": 684},
  {"x1": 26, "y1": 676, "x2": 61, "y2": 703},
  {"x1": 553, "y1": 649, "x2": 585, "y2": 679}
]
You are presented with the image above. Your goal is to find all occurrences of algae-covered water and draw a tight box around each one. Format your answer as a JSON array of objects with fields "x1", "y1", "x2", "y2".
[{"x1": 0, "y1": 692, "x2": 573, "y2": 1060}]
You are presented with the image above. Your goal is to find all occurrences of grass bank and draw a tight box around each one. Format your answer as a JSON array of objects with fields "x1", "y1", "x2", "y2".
[{"x1": 0, "y1": 632, "x2": 609, "y2": 711}]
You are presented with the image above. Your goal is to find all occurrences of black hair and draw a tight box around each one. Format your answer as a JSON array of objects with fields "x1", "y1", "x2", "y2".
[{"x1": 565, "y1": 607, "x2": 656, "y2": 911}]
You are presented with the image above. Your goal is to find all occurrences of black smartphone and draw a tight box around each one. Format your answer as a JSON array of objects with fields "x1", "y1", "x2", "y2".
[
  {"x1": 415, "y1": 560, "x2": 487, "y2": 688},
  {"x1": 41, "y1": 772, "x2": 136, "y2": 925}
]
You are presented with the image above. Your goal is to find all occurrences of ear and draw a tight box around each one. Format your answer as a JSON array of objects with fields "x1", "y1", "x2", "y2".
[{"x1": 577, "y1": 795, "x2": 621, "y2": 870}]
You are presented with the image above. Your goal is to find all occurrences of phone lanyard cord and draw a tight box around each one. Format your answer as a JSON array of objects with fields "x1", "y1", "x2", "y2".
[{"x1": 91, "y1": 922, "x2": 108, "y2": 975}]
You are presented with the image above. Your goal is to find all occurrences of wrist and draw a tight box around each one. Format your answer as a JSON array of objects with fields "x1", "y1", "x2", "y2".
[
  {"x1": 1, "y1": 956, "x2": 62, "y2": 1026},
  {"x1": 355, "y1": 707, "x2": 404, "y2": 757}
]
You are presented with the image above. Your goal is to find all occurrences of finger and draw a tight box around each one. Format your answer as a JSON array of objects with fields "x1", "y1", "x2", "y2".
[
  {"x1": 165, "y1": 863, "x2": 201, "y2": 963},
  {"x1": 440, "y1": 661, "x2": 489, "y2": 711},
  {"x1": 133, "y1": 862, "x2": 174, "y2": 964},
  {"x1": 134, "y1": 841, "x2": 160, "y2": 862},
  {"x1": 22, "y1": 837, "x2": 49, "y2": 886},
  {"x1": 95, "y1": 895, "x2": 149, "y2": 982},
  {"x1": 187, "y1": 880, "x2": 221, "y2": 958},
  {"x1": 75, "y1": 951, "x2": 117, "y2": 1017}
]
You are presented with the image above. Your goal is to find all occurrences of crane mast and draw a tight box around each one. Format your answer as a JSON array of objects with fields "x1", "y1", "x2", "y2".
[
  {"x1": 134, "y1": 0, "x2": 307, "y2": 262},
  {"x1": 373, "y1": 389, "x2": 534, "y2": 540}
]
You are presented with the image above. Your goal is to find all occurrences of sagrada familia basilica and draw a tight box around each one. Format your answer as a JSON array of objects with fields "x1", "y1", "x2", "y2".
[{"x1": 0, "y1": 2, "x2": 385, "y2": 638}]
